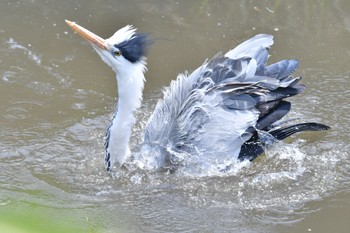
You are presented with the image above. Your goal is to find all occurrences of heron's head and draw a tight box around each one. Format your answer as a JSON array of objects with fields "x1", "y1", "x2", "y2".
[{"x1": 65, "y1": 20, "x2": 151, "y2": 75}]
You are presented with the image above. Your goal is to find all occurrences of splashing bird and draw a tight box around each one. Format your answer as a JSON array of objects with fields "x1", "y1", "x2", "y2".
[{"x1": 65, "y1": 20, "x2": 330, "y2": 172}]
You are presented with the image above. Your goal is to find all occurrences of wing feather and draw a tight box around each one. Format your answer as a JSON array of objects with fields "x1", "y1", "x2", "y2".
[{"x1": 144, "y1": 34, "x2": 309, "y2": 165}]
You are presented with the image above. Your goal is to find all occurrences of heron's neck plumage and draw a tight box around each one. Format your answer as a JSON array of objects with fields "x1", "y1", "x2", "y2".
[{"x1": 105, "y1": 62, "x2": 146, "y2": 171}]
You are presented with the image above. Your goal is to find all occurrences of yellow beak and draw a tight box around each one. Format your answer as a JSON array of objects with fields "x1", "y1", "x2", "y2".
[{"x1": 65, "y1": 19, "x2": 107, "y2": 50}]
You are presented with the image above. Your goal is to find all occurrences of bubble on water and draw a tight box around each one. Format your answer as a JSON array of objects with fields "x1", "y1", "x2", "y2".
[{"x1": 72, "y1": 102, "x2": 86, "y2": 110}]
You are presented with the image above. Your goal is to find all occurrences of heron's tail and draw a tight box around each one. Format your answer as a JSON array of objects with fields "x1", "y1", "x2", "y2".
[{"x1": 238, "y1": 122, "x2": 330, "y2": 161}]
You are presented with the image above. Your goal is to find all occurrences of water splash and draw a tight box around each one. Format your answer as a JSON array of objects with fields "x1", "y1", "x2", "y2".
[
  {"x1": 5, "y1": 37, "x2": 72, "y2": 87},
  {"x1": 7, "y1": 38, "x2": 42, "y2": 65}
]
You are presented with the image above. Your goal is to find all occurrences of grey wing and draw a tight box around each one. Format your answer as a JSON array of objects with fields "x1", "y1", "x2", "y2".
[{"x1": 144, "y1": 34, "x2": 303, "y2": 160}]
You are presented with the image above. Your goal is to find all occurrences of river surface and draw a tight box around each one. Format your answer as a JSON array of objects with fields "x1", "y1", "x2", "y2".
[{"x1": 0, "y1": 1, "x2": 349, "y2": 232}]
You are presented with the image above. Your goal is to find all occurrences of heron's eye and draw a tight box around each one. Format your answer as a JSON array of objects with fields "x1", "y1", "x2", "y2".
[{"x1": 114, "y1": 50, "x2": 121, "y2": 56}]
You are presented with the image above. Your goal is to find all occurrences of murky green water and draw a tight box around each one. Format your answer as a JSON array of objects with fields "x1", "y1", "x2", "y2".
[{"x1": 1, "y1": 1, "x2": 349, "y2": 232}]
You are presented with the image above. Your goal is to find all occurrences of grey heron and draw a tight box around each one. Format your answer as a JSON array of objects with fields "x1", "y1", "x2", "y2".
[{"x1": 65, "y1": 20, "x2": 330, "y2": 173}]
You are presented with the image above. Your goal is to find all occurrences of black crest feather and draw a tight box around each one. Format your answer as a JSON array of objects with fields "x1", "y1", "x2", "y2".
[{"x1": 115, "y1": 33, "x2": 151, "y2": 63}]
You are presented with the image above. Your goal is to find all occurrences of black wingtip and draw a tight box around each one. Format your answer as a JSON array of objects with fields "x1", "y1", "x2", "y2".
[
  {"x1": 238, "y1": 122, "x2": 330, "y2": 162},
  {"x1": 311, "y1": 123, "x2": 331, "y2": 131},
  {"x1": 269, "y1": 122, "x2": 330, "y2": 141}
]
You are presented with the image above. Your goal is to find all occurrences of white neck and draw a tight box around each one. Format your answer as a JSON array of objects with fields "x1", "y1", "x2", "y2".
[{"x1": 105, "y1": 61, "x2": 146, "y2": 171}]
